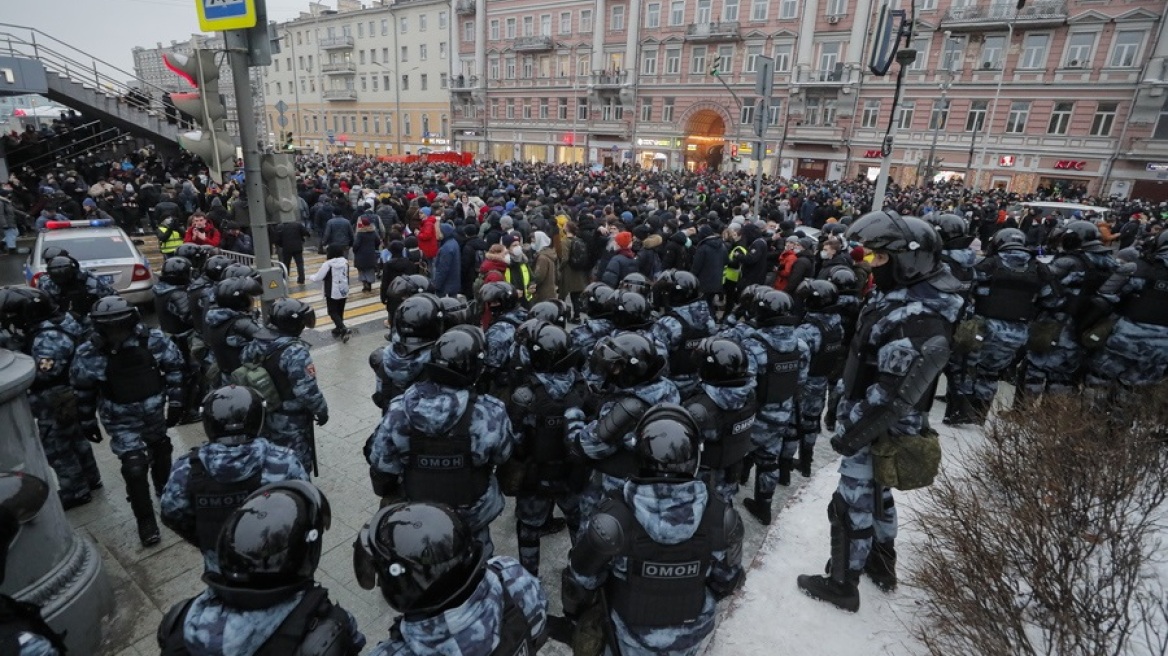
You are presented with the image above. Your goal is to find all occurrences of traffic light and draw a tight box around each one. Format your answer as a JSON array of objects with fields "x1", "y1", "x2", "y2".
[
  {"x1": 163, "y1": 49, "x2": 235, "y2": 183},
  {"x1": 709, "y1": 57, "x2": 722, "y2": 77},
  {"x1": 260, "y1": 153, "x2": 298, "y2": 224}
]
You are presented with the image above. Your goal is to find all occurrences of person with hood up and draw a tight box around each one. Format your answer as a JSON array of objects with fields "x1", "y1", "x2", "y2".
[
  {"x1": 662, "y1": 229, "x2": 692, "y2": 271},
  {"x1": 461, "y1": 224, "x2": 490, "y2": 298},
  {"x1": 734, "y1": 222, "x2": 771, "y2": 288},
  {"x1": 432, "y1": 223, "x2": 462, "y2": 297},
  {"x1": 477, "y1": 243, "x2": 511, "y2": 291},
  {"x1": 690, "y1": 225, "x2": 727, "y2": 315},
  {"x1": 529, "y1": 230, "x2": 559, "y2": 303},
  {"x1": 310, "y1": 244, "x2": 353, "y2": 341},
  {"x1": 416, "y1": 207, "x2": 439, "y2": 260},
  {"x1": 635, "y1": 226, "x2": 665, "y2": 279},
  {"x1": 601, "y1": 231, "x2": 638, "y2": 288}
]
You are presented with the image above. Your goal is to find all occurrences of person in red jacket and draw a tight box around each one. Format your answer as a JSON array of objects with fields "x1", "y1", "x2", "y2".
[
  {"x1": 416, "y1": 208, "x2": 438, "y2": 260},
  {"x1": 183, "y1": 212, "x2": 221, "y2": 247}
]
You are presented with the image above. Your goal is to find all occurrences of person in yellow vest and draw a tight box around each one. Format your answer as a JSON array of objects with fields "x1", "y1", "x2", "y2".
[
  {"x1": 156, "y1": 216, "x2": 185, "y2": 259},
  {"x1": 723, "y1": 223, "x2": 748, "y2": 311},
  {"x1": 502, "y1": 234, "x2": 535, "y2": 305}
]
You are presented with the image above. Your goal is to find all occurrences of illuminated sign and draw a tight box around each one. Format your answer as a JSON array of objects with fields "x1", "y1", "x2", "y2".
[
  {"x1": 999, "y1": 155, "x2": 1016, "y2": 167},
  {"x1": 1054, "y1": 160, "x2": 1086, "y2": 171}
]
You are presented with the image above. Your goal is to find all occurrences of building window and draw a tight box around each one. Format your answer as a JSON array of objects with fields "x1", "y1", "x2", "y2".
[
  {"x1": 662, "y1": 97, "x2": 674, "y2": 122},
  {"x1": 419, "y1": 14, "x2": 428, "y2": 32},
  {"x1": 691, "y1": 46, "x2": 707, "y2": 74},
  {"x1": 523, "y1": 16, "x2": 534, "y2": 37},
  {"x1": 826, "y1": 0, "x2": 846, "y2": 17},
  {"x1": 401, "y1": 46, "x2": 409, "y2": 62},
  {"x1": 1047, "y1": 101, "x2": 1072, "y2": 135},
  {"x1": 805, "y1": 97, "x2": 821, "y2": 125},
  {"x1": 420, "y1": 44, "x2": 428, "y2": 61},
  {"x1": 642, "y1": 50, "x2": 658, "y2": 75},
  {"x1": 745, "y1": 45, "x2": 762, "y2": 73},
  {"x1": 523, "y1": 57, "x2": 534, "y2": 78},
  {"x1": 403, "y1": 114, "x2": 411, "y2": 137},
  {"x1": 490, "y1": 19, "x2": 500, "y2": 40},
  {"x1": 540, "y1": 14, "x2": 552, "y2": 36},
  {"x1": 506, "y1": 18, "x2": 516, "y2": 39},
  {"x1": 490, "y1": 99, "x2": 499, "y2": 119},
  {"x1": 383, "y1": 74, "x2": 390, "y2": 90},
  {"x1": 559, "y1": 98, "x2": 568, "y2": 120},
  {"x1": 577, "y1": 99, "x2": 589, "y2": 120},
  {"x1": 507, "y1": 99, "x2": 515, "y2": 119},
  {"x1": 741, "y1": 99, "x2": 755, "y2": 125},
  {"x1": 401, "y1": 74, "x2": 410, "y2": 91},
  {"x1": 1005, "y1": 101, "x2": 1030, "y2": 133},
  {"x1": 980, "y1": 35, "x2": 1005, "y2": 69},
  {"x1": 422, "y1": 114, "x2": 430, "y2": 137},
  {"x1": 862, "y1": 99, "x2": 880, "y2": 128},
  {"x1": 275, "y1": 82, "x2": 282, "y2": 95},
  {"x1": 577, "y1": 57, "x2": 589, "y2": 77},
  {"x1": 540, "y1": 98, "x2": 550, "y2": 119},
  {"x1": 724, "y1": 0, "x2": 740, "y2": 22},
  {"x1": 646, "y1": 3, "x2": 661, "y2": 28},
  {"x1": 909, "y1": 35, "x2": 930, "y2": 71},
  {"x1": 818, "y1": 42, "x2": 841, "y2": 75},
  {"x1": 440, "y1": 43, "x2": 447, "y2": 59},
  {"x1": 940, "y1": 36, "x2": 965, "y2": 72},
  {"x1": 774, "y1": 44, "x2": 792, "y2": 71},
  {"x1": 769, "y1": 100, "x2": 782, "y2": 125},
  {"x1": 1090, "y1": 102, "x2": 1117, "y2": 136},
  {"x1": 670, "y1": 1, "x2": 685, "y2": 25},
  {"x1": 360, "y1": 76, "x2": 367, "y2": 91},
  {"x1": 1063, "y1": 32, "x2": 1094, "y2": 68},
  {"x1": 751, "y1": 0, "x2": 768, "y2": 21},
  {"x1": 919, "y1": 0, "x2": 937, "y2": 9},
  {"x1": 439, "y1": 11, "x2": 447, "y2": 29},
  {"x1": 641, "y1": 97, "x2": 653, "y2": 122},
  {"x1": 523, "y1": 102, "x2": 532, "y2": 119},
  {"x1": 440, "y1": 73, "x2": 448, "y2": 89},
  {"x1": 358, "y1": 22, "x2": 364, "y2": 38},
  {"x1": 895, "y1": 100, "x2": 915, "y2": 130},
  {"x1": 716, "y1": 45, "x2": 735, "y2": 74},
  {"x1": 581, "y1": 9, "x2": 593, "y2": 32},
  {"x1": 372, "y1": 76, "x2": 378, "y2": 92},
  {"x1": 697, "y1": 0, "x2": 712, "y2": 23},
  {"x1": 1019, "y1": 33, "x2": 1049, "y2": 69},
  {"x1": 1154, "y1": 98, "x2": 1168, "y2": 139},
  {"x1": 611, "y1": 5, "x2": 625, "y2": 31},
  {"x1": 489, "y1": 57, "x2": 500, "y2": 79},
  {"x1": 1109, "y1": 30, "x2": 1144, "y2": 68},
  {"x1": 360, "y1": 51, "x2": 366, "y2": 65},
  {"x1": 464, "y1": 21, "x2": 475, "y2": 42},
  {"x1": 560, "y1": 11, "x2": 572, "y2": 34},
  {"x1": 928, "y1": 99, "x2": 950, "y2": 130},
  {"x1": 400, "y1": 17, "x2": 408, "y2": 34},
  {"x1": 779, "y1": 0, "x2": 798, "y2": 20},
  {"x1": 370, "y1": 49, "x2": 378, "y2": 64},
  {"x1": 666, "y1": 47, "x2": 681, "y2": 74},
  {"x1": 506, "y1": 57, "x2": 516, "y2": 79},
  {"x1": 362, "y1": 115, "x2": 369, "y2": 133}
]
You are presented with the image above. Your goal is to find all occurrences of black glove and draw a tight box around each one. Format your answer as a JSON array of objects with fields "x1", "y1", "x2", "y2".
[
  {"x1": 165, "y1": 402, "x2": 184, "y2": 428},
  {"x1": 315, "y1": 410, "x2": 329, "y2": 426},
  {"x1": 830, "y1": 434, "x2": 858, "y2": 457},
  {"x1": 82, "y1": 422, "x2": 103, "y2": 444}
]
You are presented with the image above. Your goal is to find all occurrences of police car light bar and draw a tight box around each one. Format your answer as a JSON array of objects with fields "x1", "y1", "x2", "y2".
[{"x1": 44, "y1": 220, "x2": 115, "y2": 230}]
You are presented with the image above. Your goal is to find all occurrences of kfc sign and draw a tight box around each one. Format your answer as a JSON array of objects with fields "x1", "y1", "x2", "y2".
[
  {"x1": 999, "y1": 155, "x2": 1016, "y2": 167},
  {"x1": 864, "y1": 149, "x2": 882, "y2": 158},
  {"x1": 1054, "y1": 160, "x2": 1086, "y2": 171}
]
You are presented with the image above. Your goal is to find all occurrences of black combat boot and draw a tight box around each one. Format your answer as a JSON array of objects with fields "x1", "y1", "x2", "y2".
[
  {"x1": 942, "y1": 392, "x2": 974, "y2": 425},
  {"x1": 797, "y1": 498, "x2": 860, "y2": 612},
  {"x1": 864, "y1": 540, "x2": 898, "y2": 592},
  {"x1": 123, "y1": 467, "x2": 161, "y2": 546},
  {"x1": 148, "y1": 438, "x2": 175, "y2": 498},
  {"x1": 743, "y1": 477, "x2": 773, "y2": 525},
  {"x1": 777, "y1": 457, "x2": 794, "y2": 487},
  {"x1": 798, "y1": 443, "x2": 814, "y2": 477}
]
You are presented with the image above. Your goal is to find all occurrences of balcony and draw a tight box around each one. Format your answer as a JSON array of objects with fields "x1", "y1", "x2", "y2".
[
  {"x1": 591, "y1": 119, "x2": 630, "y2": 137},
  {"x1": 942, "y1": 0, "x2": 1067, "y2": 30},
  {"x1": 590, "y1": 71, "x2": 628, "y2": 89},
  {"x1": 323, "y1": 88, "x2": 357, "y2": 101},
  {"x1": 789, "y1": 125, "x2": 845, "y2": 143},
  {"x1": 451, "y1": 74, "x2": 478, "y2": 90},
  {"x1": 455, "y1": 0, "x2": 476, "y2": 15},
  {"x1": 793, "y1": 64, "x2": 854, "y2": 86},
  {"x1": 685, "y1": 21, "x2": 741, "y2": 42},
  {"x1": 319, "y1": 36, "x2": 355, "y2": 50},
  {"x1": 514, "y1": 35, "x2": 554, "y2": 52},
  {"x1": 321, "y1": 61, "x2": 356, "y2": 75}
]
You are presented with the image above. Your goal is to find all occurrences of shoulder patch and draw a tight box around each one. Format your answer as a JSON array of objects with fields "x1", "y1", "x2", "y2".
[
  {"x1": 37, "y1": 357, "x2": 55, "y2": 372},
  {"x1": 305, "y1": 363, "x2": 316, "y2": 378}
]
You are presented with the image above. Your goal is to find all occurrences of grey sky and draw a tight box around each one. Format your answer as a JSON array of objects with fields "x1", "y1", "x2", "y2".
[{"x1": 8, "y1": 0, "x2": 315, "y2": 74}]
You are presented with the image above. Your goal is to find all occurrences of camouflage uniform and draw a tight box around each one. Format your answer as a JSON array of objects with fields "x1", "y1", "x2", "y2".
[
  {"x1": 367, "y1": 556, "x2": 548, "y2": 656},
  {"x1": 25, "y1": 313, "x2": 102, "y2": 504},
  {"x1": 565, "y1": 479, "x2": 743, "y2": 656},
  {"x1": 690, "y1": 380, "x2": 756, "y2": 504},
  {"x1": 741, "y1": 326, "x2": 810, "y2": 494},
  {"x1": 571, "y1": 318, "x2": 616, "y2": 359},
  {"x1": 37, "y1": 270, "x2": 117, "y2": 327},
  {"x1": 160, "y1": 439, "x2": 309, "y2": 572},
  {"x1": 824, "y1": 291, "x2": 864, "y2": 430},
  {"x1": 651, "y1": 300, "x2": 717, "y2": 398},
  {"x1": 239, "y1": 334, "x2": 328, "y2": 472},
  {"x1": 484, "y1": 309, "x2": 528, "y2": 388},
  {"x1": 965, "y1": 249, "x2": 1039, "y2": 408},
  {"x1": 371, "y1": 341, "x2": 431, "y2": 411},
  {"x1": 794, "y1": 311, "x2": 845, "y2": 453},
  {"x1": 367, "y1": 381, "x2": 516, "y2": 556},
  {"x1": 153, "y1": 279, "x2": 202, "y2": 416},
  {"x1": 202, "y1": 306, "x2": 261, "y2": 387},
  {"x1": 938, "y1": 248, "x2": 978, "y2": 418},
  {"x1": 1086, "y1": 252, "x2": 1168, "y2": 388}
]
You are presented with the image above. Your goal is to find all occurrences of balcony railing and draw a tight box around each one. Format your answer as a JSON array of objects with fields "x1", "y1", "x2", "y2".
[
  {"x1": 793, "y1": 65, "x2": 852, "y2": 85},
  {"x1": 451, "y1": 74, "x2": 478, "y2": 90},
  {"x1": 321, "y1": 62, "x2": 356, "y2": 74},
  {"x1": 943, "y1": 0, "x2": 1067, "y2": 27},
  {"x1": 323, "y1": 88, "x2": 357, "y2": 101},
  {"x1": 319, "y1": 36, "x2": 355, "y2": 50},
  {"x1": 455, "y1": 0, "x2": 476, "y2": 14},
  {"x1": 514, "y1": 35, "x2": 554, "y2": 52},
  {"x1": 685, "y1": 21, "x2": 741, "y2": 41},
  {"x1": 590, "y1": 71, "x2": 628, "y2": 88}
]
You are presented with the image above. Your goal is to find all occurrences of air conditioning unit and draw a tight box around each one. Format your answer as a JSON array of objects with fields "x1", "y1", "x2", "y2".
[
  {"x1": 827, "y1": 15, "x2": 841, "y2": 24},
  {"x1": 1067, "y1": 59, "x2": 1081, "y2": 68},
  {"x1": 982, "y1": 61, "x2": 995, "y2": 70}
]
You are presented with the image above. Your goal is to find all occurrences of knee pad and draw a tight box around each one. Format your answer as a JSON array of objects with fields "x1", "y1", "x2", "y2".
[
  {"x1": 754, "y1": 456, "x2": 780, "y2": 473},
  {"x1": 828, "y1": 491, "x2": 874, "y2": 540},
  {"x1": 121, "y1": 450, "x2": 151, "y2": 479}
]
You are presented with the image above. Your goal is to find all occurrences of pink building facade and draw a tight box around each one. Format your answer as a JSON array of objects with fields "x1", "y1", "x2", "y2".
[{"x1": 450, "y1": 0, "x2": 1168, "y2": 199}]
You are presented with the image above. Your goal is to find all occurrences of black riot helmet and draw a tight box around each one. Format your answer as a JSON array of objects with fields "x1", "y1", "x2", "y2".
[
  {"x1": 173, "y1": 243, "x2": 209, "y2": 271},
  {"x1": 208, "y1": 481, "x2": 331, "y2": 610},
  {"x1": 477, "y1": 281, "x2": 520, "y2": 319},
  {"x1": 0, "y1": 471, "x2": 50, "y2": 586},
  {"x1": 698, "y1": 338, "x2": 750, "y2": 387},
  {"x1": 926, "y1": 212, "x2": 974, "y2": 249},
  {"x1": 214, "y1": 276, "x2": 263, "y2": 311},
  {"x1": 527, "y1": 322, "x2": 577, "y2": 373},
  {"x1": 528, "y1": 299, "x2": 570, "y2": 328},
  {"x1": 406, "y1": 274, "x2": 435, "y2": 294},
  {"x1": 222, "y1": 263, "x2": 258, "y2": 280},
  {"x1": 385, "y1": 275, "x2": 429, "y2": 317},
  {"x1": 202, "y1": 385, "x2": 264, "y2": 445},
  {"x1": 826, "y1": 266, "x2": 861, "y2": 295},
  {"x1": 633, "y1": 403, "x2": 701, "y2": 480},
  {"x1": 19, "y1": 288, "x2": 58, "y2": 327},
  {"x1": 988, "y1": 228, "x2": 1028, "y2": 255},
  {"x1": 1060, "y1": 220, "x2": 1103, "y2": 252},
  {"x1": 846, "y1": 211, "x2": 942, "y2": 286},
  {"x1": 41, "y1": 246, "x2": 70, "y2": 262},
  {"x1": 581, "y1": 282, "x2": 619, "y2": 319},
  {"x1": 89, "y1": 295, "x2": 140, "y2": 346},
  {"x1": 45, "y1": 256, "x2": 80, "y2": 287},
  {"x1": 424, "y1": 326, "x2": 486, "y2": 388},
  {"x1": 353, "y1": 501, "x2": 483, "y2": 616},
  {"x1": 734, "y1": 283, "x2": 770, "y2": 317},
  {"x1": 618, "y1": 272, "x2": 651, "y2": 297},
  {"x1": 589, "y1": 332, "x2": 664, "y2": 389},
  {"x1": 795, "y1": 279, "x2": 840, "y2": 311},
  {"x1": 268, "y1": 297, "x2": 316, "y2": 336},
  {"x1": 202, "y1": 254, "x2": 235, "y2": 283},
  {"x1": 649, "y1": 270, "x2": 677, "y2": 310},
  {"x1": 1154, "y1": 230, "x2": 1168, "y2": 256},
  {"x1": 612, "y1": 291, "x2": 653, "y2": 330},
  {"x1": 394, "y1": 293, "x2": 446, "y2": 354},
  {"x1": 160, "y1": 256, "x2": 194, "y2": 286},
  {"x1": 438, "y1": 295, "x2": 473, "y2": 328},
  {"x1": 0, "y1": 287, "x2": 33, "y2": 331},
  {"x1": 749, "y1": 289, "x2": 798, "y2": 328},
  {"x1": 652, "y1": 270, "x2": 700, "y2": 309}
]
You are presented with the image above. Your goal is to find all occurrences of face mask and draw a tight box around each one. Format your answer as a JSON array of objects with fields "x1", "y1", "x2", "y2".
[
  {"x1": 503, "y1": 254, "x2": 512, "y2": 264},
  {"x1": 820, "y1": 250, "x2": 832, "y2": 259},
  {"x1": 511, "y1": 246, "x2": 522, "y2": 257},
  {"x1": 872, "y1": 263, "x2": 897, "y2": 291}
]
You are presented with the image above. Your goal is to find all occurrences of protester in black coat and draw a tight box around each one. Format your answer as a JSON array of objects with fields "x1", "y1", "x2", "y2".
[
  {"x1": 662, "y1": 231, "x2": 691, "y2": 271},
  {"x1": 690, "y1": 227, "x2": 727, "y2": 314},
  {"x1": 460, "y1": 224, "x2": 489, "y2": 298},
  {"x1": 736, "y1": 223, "x2": 770, "y2": 287}
]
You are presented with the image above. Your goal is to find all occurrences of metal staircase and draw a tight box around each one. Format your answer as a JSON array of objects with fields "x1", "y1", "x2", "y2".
[{"x1": 0, "y1": 23, "x2": 187, "y2": 154}]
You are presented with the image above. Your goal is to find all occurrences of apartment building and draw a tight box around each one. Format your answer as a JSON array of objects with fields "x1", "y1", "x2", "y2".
[{"x1": 453, "y1": 0, "x2": 1168, "y2": 198}]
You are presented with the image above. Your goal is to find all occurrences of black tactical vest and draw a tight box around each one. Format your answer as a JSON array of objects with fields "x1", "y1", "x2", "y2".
[
  {"x1": 603, "y1": 490, "x2": 726, "y2": 627},
  {"x1": 188, "y1": 449, "x2": 263, "y2": 552},
  {"x1": 1062, "y1": 253, "x2": 1111, "y2": 321},
  {"x1": 155, "y1": 286, "x2": 192, "y2": 335},
  {"x1": 205, "y1": 315, "x2": 251, "y2": 375},
  {"x1": 61, "y1": 278, "x2": 100, "y2": 320},
  {"x1": 687, "y1": 393, "x2": 756, "y2": 470},
  {"x1": 403, "y1": 396, "x2": 492, "y2": 507},
  {"x1": 487, "y1": 561, "x2": 540, "y2": 656},
  {"x1": 942, "y1": 253, "x2": 975, "y2": 299},
  {"x1": 102, "y1": 334, "x2": 164, "y2": 404},
  {"x1": 975, "y1": 256, "x2": 1043, "y2": 322},
  {"x1": 840, "y1": 303, "x2": 885, "y2": 401},
  {"x1": 805, "y1": 314, "x2": 846, "y2": 379},
  {"x1": 593, "y1": 393, "x2": 641, "y2": 480},
  {"x1": 755, "y1": 339, "x2": 800, "y2": 405},
  {"x1": 188, "y1": 280, "x2": 212, "y2": 333},
  {"x1": 521, "y1": 382, "x2": 589, "y2": 494},
  {"x1": 666, "y1": 311, "x2": 711, "y2": 377},
  {"x1": 1119, "y1": 259, "x2": 1168, "y2": 327}
]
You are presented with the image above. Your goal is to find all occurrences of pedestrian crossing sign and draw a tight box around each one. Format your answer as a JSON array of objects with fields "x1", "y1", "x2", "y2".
[{"x1": 197, "y1": 0, "x2": 258, "y2": 32}]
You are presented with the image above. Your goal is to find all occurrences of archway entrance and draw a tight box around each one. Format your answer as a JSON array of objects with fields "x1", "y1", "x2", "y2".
[{"x1": 684, "y1": 109, "x2": 726, "y2": 172}]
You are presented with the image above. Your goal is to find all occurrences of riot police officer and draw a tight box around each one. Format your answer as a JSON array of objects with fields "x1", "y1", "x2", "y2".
[
  {"x1": 528, "y1": 298, "x2": 572, "y2": 328},
  {"x1": 0, "y1": 472, "x2": 68, "y2": 655},
  {"x1": 38, "y1": 255, "x2": 117, "y2": 325},
  {"x1": 383, "y1": 273, "x2": 435, "y2": 336},
  {"x1": 203, "y1": 274, "x2": 262, "y2": 386},
  {"x1": 821, "y1": 265, "x2": 864, "y2": 432},
  {"x1": 797, "y1": 211, "x2": 963, "y2": 612},
  {"x1": 160, "y1": 386, "x2": 309, "y2": 572},
  {"x1": 239, "y1": 298, "x2": 329, "y2": 473},
  {"x1": 926, "y1": 213, "x2": 977, "y2": 425},
  {"x1": 793, "y1": 279, "x2": 846, "y2": 476},
  {"x1": 188, "y1": 253, "x2": 234, "y2": 335},
  {"x1": 652, "y1": 270, "x2": 717, "y2": 398},
  {"x1": 739, "y1": 289, "x2": 810, "y2": 525},
  {"x1": 506, "y1": 322, "x2": 590, "y2": 575},
  {"x1": 155, "y1": 256, "x2": 202, "y2": 424},
  {"x1": 684, "y1": 338, "x2": 757, "y2": 504},
  {"x1": 70, "y1": 296, "x2": 185, "y2": 546},
  {"x1": 561, "y1": 404, "x2": 744, "y2": 656},
  {"x1": 354, "y1": 502, "x2": 548, "y2": 656},
  {"x1": 571, "y1": 282, "x2": 618, "y2": 358},
  {"x1": 369, "y1": 293, "x2": 444, "y2": 413},
  {"x1": 478, "y1": 281, "x2": 528, "y2": 395},
  {"x1": 366, "y1": 327, "x2": 517, "y2": 556},
  {"x1": 158, "y1": 481, "x2": 366, "y2": 655}
]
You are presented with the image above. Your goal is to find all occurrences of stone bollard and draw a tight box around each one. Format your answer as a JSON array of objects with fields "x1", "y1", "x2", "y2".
[{"x1": 0, "y1": 349, "x2": 111, "y2": 654}]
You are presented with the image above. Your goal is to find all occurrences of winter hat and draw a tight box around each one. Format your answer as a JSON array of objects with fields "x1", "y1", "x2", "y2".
[
  {"x1": 463, "y1": 224, "x2": 479, "y2": 238},
  {"x1": 487, "y1": 243, "x2": 507, "y2": 257},
  {"x1": 1116, "y1": 247, "x2": 1140, "y2": 263},
  {"x1": 698, "y1": 225, "x2": 714, "y2": 240},
  {"x1": 633, "y1": 224, "x2": 652, "y2": 241},
  {"x1": 441, "y1": 222, "x2": 456, "y2": 238},
  {"x1": 614, "y1": 231, "x2": 634, "y2": 250},
  {"x1": 82, "y1": 198, "x2": 97, "y2": 208},
  {"x1": 786, "y1": 235, "x2": 801, "y2": 245},
  {"x1": 388, "y1": 240, "x2": 404, "y2": 255},
  {"x1": 502, "y1": 234, "x2": 519, "y2": 248},
  {"x1": 620, "y1": 211, "x2": 635, "y2": 224},
  {"x1": 500, "y1": 215, "x2": 514, "y2": 230}
]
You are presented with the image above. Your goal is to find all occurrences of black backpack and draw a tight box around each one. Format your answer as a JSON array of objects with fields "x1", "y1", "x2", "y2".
[{"x1": 568, "y1": 237, "x2": 592, "y2": 271}]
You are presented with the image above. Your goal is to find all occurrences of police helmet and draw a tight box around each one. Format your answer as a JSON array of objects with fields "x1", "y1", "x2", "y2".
[
  {"x1": 45, "y1": 256, "x2": 80, "y2": 287},
  {"x1": 1155, "y1": 230, "x2": 1168, "y2": 256},
  {"x1": 0, "y1": 287, "x2": 32, "y2": 331},
  {"x1": 222, "y1": 263, "x2": 258, "y2": 280},
  {"x1": 40, "y1": 246, "x2": 70, "y2": 262},
  {"x1": 173, "y1": 244, "x2": 209, "y2": 271},
  {"x1": 826, "y1": 266, "x2": 861, "y2": 295},
  {"x1": 612, "y1": 291, "x2": 653, "y2": 330},
  {"x1": 926, "y1": 212, "x2": 973, "y2": 249},
  {"x1": 749, "y1": 289, "x2": 798, "y2": 327},
  {"x1": 202, "y1": 254, "x2": 235, "y2": 282},
  {"x1": 202, "y1": 385, "x2": 264, "y2": 445},
  {"x1": 424, "y1": 326, "x2": 486, "y2": 388},
  {"x1": 528, "y1": 299, "x2": 570, "y2": 328},
  {"x1": 698, "y1": 338, "x2": 749, "y2": 387},
  {"x1": 581, "y1": 282, "x2": 618, "y2": 319},
  {"x1": 353, "y1": 502, "x2": 483, "y2": 615},
  {"x1": 821, "y1": 222, "x2": 847, "y2": 237},
  {"x1": 214, "y1": 276, "x2": 262, "y2": 311},
  {"x1": 845, "y1": 211, "x2": 942, "y2": 286},
  {"x1": 406, "y1": 274, "x2": 435, "y2": 294},
  {"x1": 268, "y1": 297, "x2": 316, "y2": 337},
  {"x1": 394, "y1": 294, "x2": 446, "y2": 354},
  {"x1": 527, "y1": 323, "x2": 577, "y2": 374},
  {"x1": 589, "y1": 333, "x2": 664, "y2": 389},
  {"x1": 795, "y1": 279, "x2": 840, "y2": 311},
  {"x1": 989, "y1": 228, "x2": 1028, "y2": 255},
  {"x1": 160, "y1": 256, "x2": 194, "y2": 286},
  {"x1": 20, "y1": 288, "x2": 59, "y2": 326},
  {"x1": 633, "y1": 403, "x2": 702, "y2": 479},
  {"x1": 618, "y1": 272, "x2": 651, "y2": 297},
  {"x1": 209, "y1": 481, "x2": 330, "y2": 609},
  {"x1": 477, "y1": 281, "x2": 520, "y2": 318},
  {"x1": 385, "y1": 275, "x2": 427, "y2": 315},
  {"x1": 1059, "y1": 220, "x2": 1102, "y2": 252},
  {"x1": 89, "y1": 295, "x2": 140, "y2": 346},
  {"x1": 438, "y1": 295, "x2": 474, "y2": 328},
  {"x1": 734, "y1": 284, "x2": 770, "y2": 317}
]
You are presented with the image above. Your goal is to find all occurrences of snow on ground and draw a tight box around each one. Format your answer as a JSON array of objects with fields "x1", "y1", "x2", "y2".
[{"x1": 707, "y1": 421, "x2": 987, "y2": 656}]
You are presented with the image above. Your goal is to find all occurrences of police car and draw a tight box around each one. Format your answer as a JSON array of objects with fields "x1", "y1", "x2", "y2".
[{"x1": 24, "y1": 219, "x2": 156, "y2": 304}]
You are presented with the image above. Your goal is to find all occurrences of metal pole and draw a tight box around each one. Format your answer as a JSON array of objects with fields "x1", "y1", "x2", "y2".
[
  {"x1": 973, "y1": 20, "x2": 1013, "y2": 191},
  {"x1": 392, "y1": 19, "x2": 403, "y2": 154}
]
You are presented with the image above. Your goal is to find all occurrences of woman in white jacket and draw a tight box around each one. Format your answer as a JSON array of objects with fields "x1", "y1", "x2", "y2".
[{"x1": 310, "y1": 244, "x2": 352, "y2": 341}]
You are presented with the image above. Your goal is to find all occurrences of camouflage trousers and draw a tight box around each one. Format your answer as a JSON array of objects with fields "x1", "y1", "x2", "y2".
[
  {"x1": 264, "y1": 410, "x2": 314, "y2": 474},
  {"x1": 34, "y1": 416, "x2": 101, "y2": 503},
  {"x1": 798, "y1": 376, "x2": 830, "y2": 448},
  {"x1": 1024, "y1": 323, "x2": 1084, "y2": 396},
  {"x1": 751, "y1": 417, "x2": 798, "y2": 496},
  {"x1": 699, "y1": 467, "x2": 741, "y2": 506},
  {"x1": 837, "y1": 446, "x2": 897, "y2": 573},
  {"x1": 578, "y1": 470, "x2": 627, "y2": 531},
  {"x1": 965, "y1": 318, "x2": 1027, "y2": 405},
  {"x1": 1086, "y1": 318, "x2": 1168, "y2": 388},
  {"x1": 515, "y1": 492, "x2": 582, "y2": 575}
]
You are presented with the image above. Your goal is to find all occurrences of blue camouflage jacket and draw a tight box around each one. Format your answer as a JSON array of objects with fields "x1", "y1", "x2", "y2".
[
  {"x1": 741, "y1": 326, "x2": 810, "y2": 430},
  {"x1": 566, "y1": 376, "x2": 680, "y2": 461}
]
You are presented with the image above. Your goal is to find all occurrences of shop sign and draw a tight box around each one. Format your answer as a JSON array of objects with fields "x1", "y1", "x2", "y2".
[
  {"x1": 1054, "y1": 160, "x2": 1086, "y2": 171},
  {"x1": 863, "y1": 149, "x2": 882, "y2": 158},
  {"x1": 1146, "y1": 163, "x2": 1168, "y2": 172},
  {"x1": 999, "y1": 155, "x2": 1016, "y2": 167},
  {"x1": 686, "y1": 144, "x2": 698, "y2": 151},
  {"x1": 461, "y1": 130, "x2": 480, "y2": 136},
  {"x1": 636, "y1": 138, "x2": 673, "y2": 148}
]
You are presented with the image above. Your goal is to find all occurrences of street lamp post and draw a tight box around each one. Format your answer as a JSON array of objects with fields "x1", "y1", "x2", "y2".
[
  {"x1": 922, "y1": 31, "x2": 957, "y2": 186},
  {"x1": 973, "y1": 15, "x2": 1017, "y2": 191}
]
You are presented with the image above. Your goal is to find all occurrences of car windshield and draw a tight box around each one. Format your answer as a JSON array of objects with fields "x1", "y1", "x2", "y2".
[{"x1": 54, "y1": 235, "x2": 133, "y2": 262}]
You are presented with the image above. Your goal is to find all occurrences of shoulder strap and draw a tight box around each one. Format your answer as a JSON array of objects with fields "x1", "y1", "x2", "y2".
[
  {"x1": 157, "y1": 597, "x2": 197, "y2": 655},
  {"x1": 254, "y1": 586, "x2": 331, "y2": 656}
]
